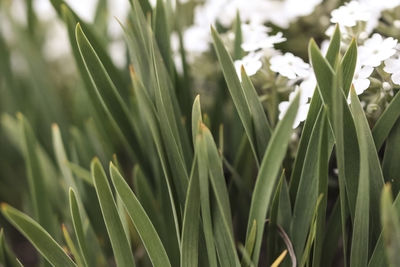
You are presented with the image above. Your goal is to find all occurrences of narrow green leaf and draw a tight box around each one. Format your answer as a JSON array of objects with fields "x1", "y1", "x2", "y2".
[
  {"x1": 1, "y1": 204, "x2": 76, "y2": 267},
  {"x1": 62, "y1": 224, "x2": 84, "y2": 267},
  {"x1": 0, "y1": 229, "x2": 20, "y2": 267},
  {"x1": 196, "y1": 132, "x2": 218, "y2": 267},
  {"x1": 110, "y1": 164, "x2": 171, "y2": 267},
  {"x1": 66, "y1": 162, "x2": 93, "y2": 186},
  {"x1": 372, "y1": 91, "x2": 400, "y2": 150},
  {"x1": 240, "y1": 66, "x2": 272, "y2": 158},
  {"x1": 382, "y1": 118, "x2": 400, "y2": 195},
  {"x1": 69, "y1": 189, "x2": 91, "y2": 267},
  {"x1": 233, "y1": 12, "x2": 244, "y2": 60},
  {"x1": 349, "y1": 88, "x2": 370, "y2": 267},
  {"x1": 75, "y1": 23, "x2": 147, "y2": 169},
  {"x1": 380, "y1": 184, "x2": 400, "y2": 267},
  {"x1": 350, "y1": 88, "x2": 384, "y2": 243},
  {"x1": 340, "y1": 39, "x2": 358, "y2": 96},
  {"x1": 291, "y1": 108, "x2": 325, "y2": 259},
  {"x1": 202, "y1": 126, "x2": 240, "y2": 266},
  {"x1": 312, "y1": 110, "x2": 329, "y2": 267},
  {"x1": 242, "y1": 220, "x2": 257, "y2": 267},
  {"x1": 18, "y1": 114, "x2": 55, "y2": 237},
  {"x1": 91, "y1": 158, "x2": 135, "y2": 267},
  {"x1": 153, "y1": 0, "x2": 173, "y2": 76},
  {"x1": 180, "y1": 156, "x2": 201, "y2": 267},
  {"x1": 289, "y1": 25, "x2": 341, "y2": 201},
  {"x1": 369, "y1": 192, "x2": 400, "y2": 267},
  {"x1": 309, "y1": 39, "x2": 360, "y2": 220},
  {"x1": 246, "y1": 91, "x2": 300, "y2": 265},
  {"x1": 211, "y1": 26, "x2": 260, "y2": 165}
]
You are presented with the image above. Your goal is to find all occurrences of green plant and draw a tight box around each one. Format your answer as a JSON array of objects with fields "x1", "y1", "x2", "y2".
[{"x1": 1, "y1": 0, "x2": 400, "y2": 266}]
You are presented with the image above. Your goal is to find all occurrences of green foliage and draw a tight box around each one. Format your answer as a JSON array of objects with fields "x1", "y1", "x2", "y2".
[{"x1": 1, "y1": 1, "x2": 400, "y2": 267}]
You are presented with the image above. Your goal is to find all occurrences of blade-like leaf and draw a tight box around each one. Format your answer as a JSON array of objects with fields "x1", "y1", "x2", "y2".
[
  {"x1": 246, "y1": 91, "x2": 300, "y2": 265},
  {"x1": 110, "y1": 163, "x2": 171, "y2": 267},
  {"x1": 380, "y1": 184, "x2": 400, "y2": 267},
  {"x1": 291, "y1": 108, "x2": 325, "y2": 258},
  {"x1": 0, "y1": 229, "x2": 20, "y2": 267},
  {"x1": 382, "y1": 119, "x2": 400, "y2": 195},
  {"x1": 69, "y1": 189, "x2": 91, "y2": 267},
  {"x1": 180, "y1": 157, "x2": 201, "y2": 267},
  {"x1": 349, "y1": 88, "x2": 370, "y2": 267},
  {"x1": 289, "y1": 25, "x2": 341, "y2": 201},
  {"x1": 372, "y1": 91, "x2": 400, "y2": 150},
  {"x1": 91, "y1": 158, "x2": 135, "y2": 267},
  {"x1": 1, "y1": 204, "x2": 76, "y2": 267},
  {"x1": 211, "y1": 26, "x2": 264, "y2": 165},
  {"x1": 350, "y1": 88, "x2": 384, "y2": 242}
]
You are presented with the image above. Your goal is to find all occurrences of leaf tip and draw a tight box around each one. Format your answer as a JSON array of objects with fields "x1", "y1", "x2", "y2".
[{"x1": 0, "y1": 203, "x2": 8, "y2": 212}]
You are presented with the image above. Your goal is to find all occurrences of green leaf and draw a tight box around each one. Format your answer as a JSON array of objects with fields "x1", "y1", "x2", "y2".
[
  {"x1": 130, "y1": 70, "x2": 182, "y2": 254},
  {"x1": 233, "y1": 12, "x2": 244, "y2": 60},
  {"x1": 240, "y1": 67, "x2": 272, "y2": 158},
  {"x1": 180, "y1": 156, "x2": 201, "y2": 267},
  {"x1": 1, "y1": 204, "x2": 76, "y2": 267},
  {"x1": 153, "y1": 0, "x2": 173, "y2": 76},
  {"x1": 242, "y1": 220, "x2": 257, "y2": 267},
  {"x1": 18, "y1": 114, "x2": 55, "y2": 237},
  {"x1": 110, "y1": 163, "x2": 171, "y2": 267},
  {"x1": 201, "y1": 126, "x2": 240, "y2": 266},
  {"x1": 62, "y1": 224, "x2": 84, "y2": 267},
  {"x1": 246, "y1": 91, "x2": 300, "y2": 265},
  {"x1": 291, "y1": 108, "x2": 325, "y2": 259},
  {"x1": 313, "y1": 110, "x2": 329, "y2": 267},
  {"x1": 196, "y1": 131, "x2": 218, "y2": 267},
  {"x1": 69, "y1": 189, "x2": 91, "y2": 267},
  {"x1": 349, "y1": 88, "x2": 370, "y2": 267},
  {"x1": 382, "y1": 118, "x2": 400, "y2": 195},
  {"x1": 0, "y1": 229, "x2": 20, "y2": 267},
  {"x1": 66, "y1": 162, "x2": 93, "y2": 186},
  {"x1": 91, "y1": 158, "x2": 135, "y2": 267},
  {"x1": 211, "y1": 26, "x2": 266, "y2": 165},
  {"x1": 372, "y1": 90, "x2": 400, "y2": 150},
  {"x1": 340, "y1": 39, "x2": 358, "y2": 96},
  {"x1": 75, "y1": 23, "x2": 147, "y2": 168},
  {"x1": 289, "y1": 25, "x2": 341, "y2": 201},
  {"x1": 369, "y1": 192, "x2": 400, "y2": 267},
  {"x1": 309, "y1": 39, "x2": 360, "y2": 220},
  {"x1": 350, "y1": 88, "x2": 384, "y2": 243},
  {"x1": 380, "y1": 184, "x2": 400, "y2": 267}
]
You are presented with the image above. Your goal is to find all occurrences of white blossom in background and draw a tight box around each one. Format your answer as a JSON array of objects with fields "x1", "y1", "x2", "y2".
[
  {"x1": 65, "y1": 0, "x2": 97, "y2": 22},
  {"x1": 384, "y1": 57, "x2": 400, "y2": 85},
  {"x1": 270, "y1": 53, "x2": 310, "y2": 79},
  {"x1": 353, "y1": 65, "x2": 374, "y2": 94},
  {"x1": 299, "y1": 72, "x2": 317, "y2": 99},
  {"x1": 330, "y1": 1, "x2": 371, "y2": 27},
  {"x1": 241, "y1": 23, "x2": 286, "y2": 52},
  {"x1": 358, "y1": 34, "x2": 397, "y2": 67},
  {"x1": 279, "y1": 88, "x2": 310, "y2": 128},
  {"x1": 234, "y1": 52, "x2": 263, "y2": 80},
  {"x1": 183, "y1": 26, "x2": 211, "y2": 55}
]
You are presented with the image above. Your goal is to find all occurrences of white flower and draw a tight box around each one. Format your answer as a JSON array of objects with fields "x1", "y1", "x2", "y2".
[
  {"x1": 299, "y1": 72, "x2": 317, "y2": 99},
  {"x1": 358, "y1": 34, "x2": 398, "y2": 67},
  {"x1": 384, "y1": 57, "x2": 400, "y2": 85},
  {"x1": 270, "y1": 53, "x2": 310, "y2": 79},
  {"x1": 330, "y1": 1, "x2": 371, "y2": 27},
  {"x1": 353, "y1": 65, "x2": 374, "y2": 94},
  {"x1": 359, "y1": 0, "x2": 400, "y2": 12},
  {"x1": 278, "y1": 88, "x2": 309, "y2": 129},
  {"x1": 183, "y1": 26, "x2": 211, "y2": 54},
  {"x1": 241, "y1": 23, "x2": 286, "y2": 52},
  {"x1": 234, "y1": 53, "x2": 263, "y2": 80}
]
